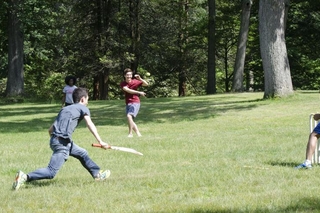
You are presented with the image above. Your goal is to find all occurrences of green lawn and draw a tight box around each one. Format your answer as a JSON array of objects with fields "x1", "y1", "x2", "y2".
[{"x1": 1, "y1": 91, "x2": 320, "y2": 213}]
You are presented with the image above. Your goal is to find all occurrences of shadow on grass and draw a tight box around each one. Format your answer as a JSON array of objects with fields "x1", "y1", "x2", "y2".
[
  {"x1": 0, "y1": 95, "x2": 265, "y2": 133},
  {"x1": 267, "y1": 161, "x2": 299, "y2": 168},
  {"x1": 0, "y1": 105, "x2": 59, "y2": 133},
  {"x1": 183, "y1": 197, "x2": 320, "y2": 212},
  {"x1": 92, "y1": 96, "x2": 264, "y2": 126},
  {"x1": 25, "y1": 180, "x2": 56, "y2": 188}
]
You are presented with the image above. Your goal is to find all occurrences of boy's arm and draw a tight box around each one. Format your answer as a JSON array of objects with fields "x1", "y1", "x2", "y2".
[
  {"x1": 135, "y1": 75, "x2": 148, "y2": 86},
  {"x1": 84, "y1": 115, "x2": 109, "y2": 148},
  {"x1": 122, "y1": 86, "x2": 146, "y2": 96}
]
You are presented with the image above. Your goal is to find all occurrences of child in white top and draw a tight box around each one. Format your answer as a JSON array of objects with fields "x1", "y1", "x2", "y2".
[{"x1": 62, "y1": 76, "x2": 77, "y2": 107}]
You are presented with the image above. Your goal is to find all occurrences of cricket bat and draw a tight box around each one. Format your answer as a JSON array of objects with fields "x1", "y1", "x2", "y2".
[{"x1": 92, "y1": 143, "x2": 143, "y2": 156}]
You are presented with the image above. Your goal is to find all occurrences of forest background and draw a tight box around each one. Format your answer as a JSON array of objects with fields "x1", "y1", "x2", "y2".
[{"x1": 0, "y1": 0, "x2": 319, "y2": 102}]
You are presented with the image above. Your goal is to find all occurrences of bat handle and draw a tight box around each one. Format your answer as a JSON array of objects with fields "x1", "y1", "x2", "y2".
[{"x1": 92, "y1": 143, "x2": 111, "y2": 149}]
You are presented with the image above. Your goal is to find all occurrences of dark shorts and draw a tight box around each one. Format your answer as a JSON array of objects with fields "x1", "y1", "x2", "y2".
[
  {"x1": 126, "y1": 103, "x2": 140, "y2": 118},
  {"x1": 313, "y1": 122, "x2": 320, "y2": 134}
]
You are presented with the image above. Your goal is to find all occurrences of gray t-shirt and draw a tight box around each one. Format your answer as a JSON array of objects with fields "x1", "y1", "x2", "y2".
[{"x1": 52, "y1": 103, "x2": 90, "y2": 140}]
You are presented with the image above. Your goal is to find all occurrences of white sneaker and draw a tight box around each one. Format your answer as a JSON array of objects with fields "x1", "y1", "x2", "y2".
[
  {"x1": 128, "y1": 134, "x2": 133, "y2": 138},
  {"x1": 12, "y1": 171, "x2": 27, "y2": 190},
  {"x1": 295, "y1": 163, "x2": 312, "y2": 169},
  {"x1": 95, "y1": 170, "x2": 111, "y2": 181}
]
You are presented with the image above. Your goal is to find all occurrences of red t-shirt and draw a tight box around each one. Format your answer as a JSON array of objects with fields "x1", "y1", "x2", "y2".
[{"x1": 120, "y1": 79, "x2": 143, "y2": 104}]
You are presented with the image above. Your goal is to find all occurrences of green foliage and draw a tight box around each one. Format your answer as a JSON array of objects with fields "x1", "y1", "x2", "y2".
[
  {"x1": 286, "y1": 1, "x2": 320, "y2": 90},
  {"x1": 41, "y1": 72, "x2": 65, "y2": 102},
  {"x1": 245, "y1": 0, "x2": 264, "y2": 91},
  {"x1": 1, "y1": 0, "x2": 319, "y2": 100},
  {"x1": 0, "y1": 1, "x2": 8, "y2": 79},
  {"x1": 24, "y1": 70, "x2": 64, "y2": 102},
  {"x1": 0, "y1": 78, "x2": 6, "y2": 96}
]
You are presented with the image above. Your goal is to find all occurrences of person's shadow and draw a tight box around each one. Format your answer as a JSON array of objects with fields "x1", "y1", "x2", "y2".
[{"x1": 267, "y1": 161, "x2": 300, "y2": 168}]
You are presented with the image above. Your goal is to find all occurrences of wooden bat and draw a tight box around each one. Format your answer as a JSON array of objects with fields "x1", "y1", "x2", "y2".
[{"x1": 92, "y1": 144, "x2": 143, "y2": 156}]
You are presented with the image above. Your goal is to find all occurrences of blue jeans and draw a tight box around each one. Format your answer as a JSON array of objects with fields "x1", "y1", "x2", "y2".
[{"x1": 27, "y1": 136, "x2": 100, "y2": 181}]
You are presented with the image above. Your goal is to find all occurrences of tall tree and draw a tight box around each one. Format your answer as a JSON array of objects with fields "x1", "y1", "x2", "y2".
[
  {"x1": 178, "y1": 0, "x2": 189, "y2": 97},
  {"x1": 6, "y1": 0, "x2": 24, "y2": 97},
  {"x1": 93, "y1": 0, "x2": 112, "y2": 100},
  {"x1": 129, "y1": 0, "x2": 140, "y2": 72},
  {"x1": 206, "y1": 0, "x2": 216, "y2": 94},
  {"x1": 259, "y1": 0, "x2": 293, "y2": 98},
  {"x1": 231, "y1": 0, "x2": 252, "y2": 92}
]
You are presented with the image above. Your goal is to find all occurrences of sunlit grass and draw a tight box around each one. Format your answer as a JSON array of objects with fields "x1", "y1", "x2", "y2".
[{"x1": 1, "y1": 91, "x2": 320, "y2": 212}]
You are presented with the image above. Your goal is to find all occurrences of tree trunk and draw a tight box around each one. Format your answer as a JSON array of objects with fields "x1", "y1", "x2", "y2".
[
  {"x1": 178, "y1": 70, "x2": 186, "y2": 97},
  {"x1": 259, "y1": 0, "x2": 293, "y2": 98},
  {"x1": 224, "y1": 49, "x2": 230, "y2": 92},
  {"x1": 6, "y1": 0, "x2": 24, "y2": 97},
  {"x1": 99, "y1": 69, "x2": 109, "y2": 100},
  {"x1": 93, "y1": 0, "x2": 111, "y2": 100},
  {"x1": 232, "y1": 0, "x2": 252, "y2": 92},
  {"x1": 93, "y1": 76, "x2": 100, "y2": 100},
  {"x1": 129, "y1": 0, "x2": 140, "y2": 72},
  {"x1": 178, "y1": 0, "x2": 189, "y2": 97},
  {"x1": 92, "y1": 70, "x2": 109, "y2": 100},
  {"x1": 206, "y1": 0, "x2": 216, "y2": 94}
]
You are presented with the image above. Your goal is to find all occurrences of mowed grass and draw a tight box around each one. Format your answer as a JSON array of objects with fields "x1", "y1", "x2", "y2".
[{"x1": 1, "y1": 91, "x2": 320, "y2": 213}]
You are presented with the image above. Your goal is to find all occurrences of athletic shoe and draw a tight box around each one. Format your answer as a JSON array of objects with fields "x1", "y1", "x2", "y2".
[
  {"x1": 95, "y1": 170, "x2": 111, "y2": 181},
  {"x1": 12, "y1": 171, "x2": 27, "y2": 190},
  {"x1": 128, "y1": 134, "x2": 133, "y2": 138},
  {"x1": 295, "y1": 163, "x2": 312, "y2": 169}
]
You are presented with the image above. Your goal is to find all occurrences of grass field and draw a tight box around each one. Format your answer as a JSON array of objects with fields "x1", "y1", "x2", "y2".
[{"x1": 1, "y1": 91, "x2": 320, "y2": 213}]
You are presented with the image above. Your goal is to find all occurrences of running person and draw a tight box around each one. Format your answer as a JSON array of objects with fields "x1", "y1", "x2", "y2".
[
  {"x1": 120, "y1": 68, "x2": 148, "y2": 137},
  {"x1": 13, "y1": 87, "x2": 110, "y2": 190}
]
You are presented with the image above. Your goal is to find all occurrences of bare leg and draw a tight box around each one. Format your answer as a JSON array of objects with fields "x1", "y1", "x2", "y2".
[
  {"x1": 127, "y1": 114, "x2": 141, "y2": 136},
  {"x1": 306, "y1": 132, "x2": 320, "y2": 161},
  {"x1": 127, "y1": 114, "x2": 134, "y2": 135}
]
